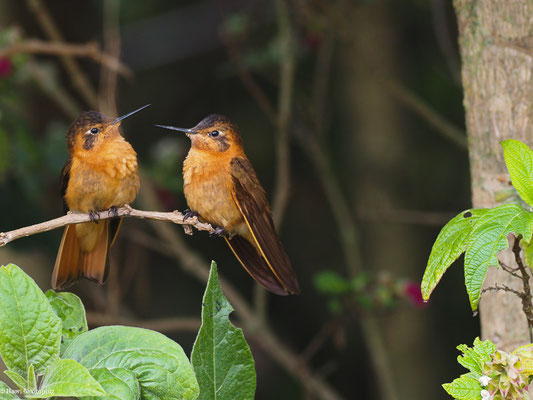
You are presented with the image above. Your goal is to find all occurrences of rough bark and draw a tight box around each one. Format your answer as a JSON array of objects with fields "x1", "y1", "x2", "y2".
[{"x1": 454, "y1": 0, "x2": 533, "y2": 350}]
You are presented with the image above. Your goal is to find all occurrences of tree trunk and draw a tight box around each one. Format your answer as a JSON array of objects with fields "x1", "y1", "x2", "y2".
[{"x1": 454, "y1": 0, "x2": 533, "y2": 350}]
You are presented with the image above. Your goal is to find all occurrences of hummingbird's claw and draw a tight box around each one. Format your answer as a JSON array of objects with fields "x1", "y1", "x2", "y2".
[
  {"x1": 88, "y1": 210, "x2": 100, "y2": 224},
  {"x1": 108, "y1": 206, "x2": 119, "y2": 218},
  {"x1": 183, "y1": 209, "x2": 199, "y2": 220},
  {"x1": 210, "y1": 226, "x2": 227, "y2": 237}
]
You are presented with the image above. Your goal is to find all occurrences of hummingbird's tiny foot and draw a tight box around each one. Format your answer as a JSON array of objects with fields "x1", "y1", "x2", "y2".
[
  {"x1": 210, "y1": 226, "x2": 227, "y2": 237},
  {"x1": 108, "y1": 206, "x2": 119, "y2": 218},
  {"x1": 183, "y1": 209, "x2": 199, "y2": 220},
  {"x1": 88, "y1": 210, "x2": 100, "y2": 224}
]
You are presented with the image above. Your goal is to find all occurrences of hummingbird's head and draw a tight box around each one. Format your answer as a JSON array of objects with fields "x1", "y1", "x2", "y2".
[
  {"x1": 156, "y1": 114, "x2": 243, "y2": 153},
  {"x1": 66, "y1": 104, "x2": 150, "y2": 153}
]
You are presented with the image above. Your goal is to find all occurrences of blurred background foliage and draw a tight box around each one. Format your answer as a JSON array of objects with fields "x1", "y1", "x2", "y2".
[{"x1": 0, "y1": 0, "x2": 476, "y2": 399}]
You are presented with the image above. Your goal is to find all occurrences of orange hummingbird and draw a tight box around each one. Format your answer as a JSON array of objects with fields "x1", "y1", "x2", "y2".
[
  {"x1": 156, "y1": 114, "x2": 300, "y2": 295},
  {"x1": 52, "y1": 104, "x2": 149, "y2": 290}
]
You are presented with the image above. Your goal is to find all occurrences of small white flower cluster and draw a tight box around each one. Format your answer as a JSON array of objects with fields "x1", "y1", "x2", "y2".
[
  {"x1": 479, "y1": 376, "x2": 492, "y2": 400},
  {"x1": 479, "y1": 375, "x2": 491, "y2": 387}
]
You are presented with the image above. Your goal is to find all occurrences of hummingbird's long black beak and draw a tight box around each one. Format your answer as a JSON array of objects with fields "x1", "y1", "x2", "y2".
[
  {"x1": 154, "y1": 125, "x2": 198, "y2": 135},
  {"x1": 112, "y1": 104, "x2": 151, "y2": 125}
]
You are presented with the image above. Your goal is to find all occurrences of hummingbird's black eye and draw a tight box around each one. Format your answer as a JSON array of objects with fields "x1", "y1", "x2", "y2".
[
  {"x1": 90, "y1": 128, "x2": 99, "y2": 134},
  {"x1": 209, "y1": 130, "x2": 219, "y2": 138}
]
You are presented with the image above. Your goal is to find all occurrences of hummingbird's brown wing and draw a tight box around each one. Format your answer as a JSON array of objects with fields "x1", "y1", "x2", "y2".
[
  {"x1": 228, "y1": 157, "x2": 300, "y2": 295},
  {"x1": 60, "y1": 157, "x2": 72, "y2": 213}
]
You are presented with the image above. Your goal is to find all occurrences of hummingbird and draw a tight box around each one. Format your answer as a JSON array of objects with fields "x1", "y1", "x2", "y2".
[
  {"x1": 52, "y1": 104, "x2": 150, "y2": 290},
  {"x1": 156, "y1": 114, "x2": 300, "y2": 295}
]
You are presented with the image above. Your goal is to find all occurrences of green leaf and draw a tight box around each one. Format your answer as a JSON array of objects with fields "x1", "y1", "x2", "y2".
[
  {"x1": 4, "y1": 370, "x2": 27, "y2": 391},
  {"x1": 25, "y1": 358, "x2": 105, "y2": 399},
  {"x1": 464, "y1": 204, "x2": 533, "y2": 310},
  {"x1": 442, "y1": 376, "x2": 482, "y2": 400},
  {"x1": 63, "y1": 325, "x2": 198, "y2": 400},
  {"x1": 502, "y1": 139, "x2": 533, "y2": 206},
  {"x1": 0, "y1": 381, "x2": 21, "y2": 399},
  {"x1": 422, "y1": 209, "x2": 488, "y2": 300},
  {"x1": 313, "y1": 271, "x2": 350, "y2": 294},
  {"x1": 457, "y1": 337, "x2": 496, "y2": 377},
  {"x1": 84, "y1": 368, "x2": 140, "y2": 400},
  {"x1": 26, "y1": 364, "x2": 36, "y2": 392},
  {"x1": 191, "y1": 261, "x2": 256, "y2": 400},
  {"x1": 0, "y1": 264, "x2": 61, "y2": 376},
  {"x1": 45, "y1": 290, "x2": 88, "y2": 354}
]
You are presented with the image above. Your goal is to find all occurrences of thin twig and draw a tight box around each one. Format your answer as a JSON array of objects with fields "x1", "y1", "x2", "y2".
[
  {"x1": 222, "y1": 38, "x2": 277, "y2": 123},
  {"x1": 25, "y1": 0, "x2": 99, "y2": 107},
  {"x1": 272, "y1": 0, "x2": 295, "y2": 227},
  {"x1": 512, "y1": 237, "x2": 533, "y2": 342},
  {"x1": 252, "y1": 327, "x2": 343, "y2": 400},
  {"x1": 481, "y1": 283, "x2": 523, "y2": 298},
  {"x1": 430, "y1": 0, "x2": 461, "y2": 84},
  {"x1": 0, "y1": 205, "x2": 216, "y2": 247},
  {"x1": 26, "y1": 59, "x2": 81, "y2": 119},
  {"x1": 384, "y1": 79, "x2": 467, "y2": 149},
  {"x1": 295, "y1": 128, "x2": 361, "y2": 276},
  {"x1": 0, "y1": 39, "x2": 132, "y2": 79},
  {"x1": 300, "y1": 321, "x2": 339, "y2": 363},
  {"x1": 498, "y1": 260, "x2": 522, "y2": 280},
  {"x1": 356, "y1": 208, "x2": 457, "y2": 226},
  {"x1": 311, "y1": 30, "x2": 335, "y2": 139},
  {"x1": 98, "y1": 0, "x2": 122, "y2": 115},
  {"x1": 86, "y1": 312, "x2": 201, "y2": 332}
]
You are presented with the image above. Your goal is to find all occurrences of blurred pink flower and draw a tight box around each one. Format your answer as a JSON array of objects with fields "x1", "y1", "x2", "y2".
[
  {"x1": 0, "y1": 57, "x2": 13, "y2": 78},
  {"x1": 404, "y1": 281, "x2": 427, "y2": 308},
  {"x1": 304, "y1": 33, "x2": 322, "y2": 50}
]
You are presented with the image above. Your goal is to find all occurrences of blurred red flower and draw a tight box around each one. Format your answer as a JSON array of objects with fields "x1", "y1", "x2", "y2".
[
  {"x1": 404, "y1": 281, "x2": 427, "y2": 308},
  {"x1": 0, "y1": 57, "x2": 13, "y2": 78}
]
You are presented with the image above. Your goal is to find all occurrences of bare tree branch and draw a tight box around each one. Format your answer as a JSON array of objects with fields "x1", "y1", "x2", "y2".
[
  {"x1": 384, "y1": 79, "x2": 467, "y2": 149},
  {"x1": 98, "y1": 0, "x2": 122, "y2": 115},
  {"x1": 0, "y1": 39, "x2": 132, "y2": 79},
  {"x1": 272, "y1": 0, "x2": 295, "y2": 227},
  {"x1": 0, "y1": 205, "x2": 216, "y2": 247},
  {"x1": 86, "y1": 312, "x2": 201, "y2": 332},
  {"x1": 25, "y1": 0, "x2": 99, "y2": 107}
]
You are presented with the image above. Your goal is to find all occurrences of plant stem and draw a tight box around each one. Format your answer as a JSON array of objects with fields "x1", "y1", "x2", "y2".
[{"x1": 512, "y1": 237, "x2": 533, "y2": 342}]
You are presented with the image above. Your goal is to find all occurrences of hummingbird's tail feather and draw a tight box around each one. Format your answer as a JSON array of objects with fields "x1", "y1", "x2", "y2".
[
  {"x1": 52, "y1": 221, "x2": 110, "y2": 290},
  {"x1": 225, "y1": 235, "x2": 297, "y2": 295}
]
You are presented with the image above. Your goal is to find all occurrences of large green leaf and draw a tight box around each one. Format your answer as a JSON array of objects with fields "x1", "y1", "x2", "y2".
[
  {"x1": 191, "y1": 261, "x2": 256, "y2": 400},
  {"x1": 502, "y1": 139, "x2": 533, "y2": 206},
  {"x1": 464, "y1": 204, "x2": 533, "y2": 310},
  {"x1": 422, "y1": 209, "x2": 488, "y2": 301},
  {"x1": 63, "y1": 325, "x2": 198, "y2": 400},
  {"x1": 442, "y1": 376, "x2": 482, "y2": 400},
  {"x1": 84, "y1": 368, "x2": 140, "y2": 400},
  {"x1": 45, "y1": 290, "x2": 88, "y2": 354},
  {"x1": 0, "y1": 264, "x2": 61, "y2": 376},
  {"x1": 26, "y1": 358, "x2": 105, "y2": 399}
]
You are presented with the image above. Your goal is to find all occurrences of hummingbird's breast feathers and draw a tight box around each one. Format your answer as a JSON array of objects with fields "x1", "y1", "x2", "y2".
[
  {"x1": 66, "y1": 137, "x2": 139, "y2": 212},
  {"x1": 183, "y1": 148, "x2": 243, "y2": 231}
]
